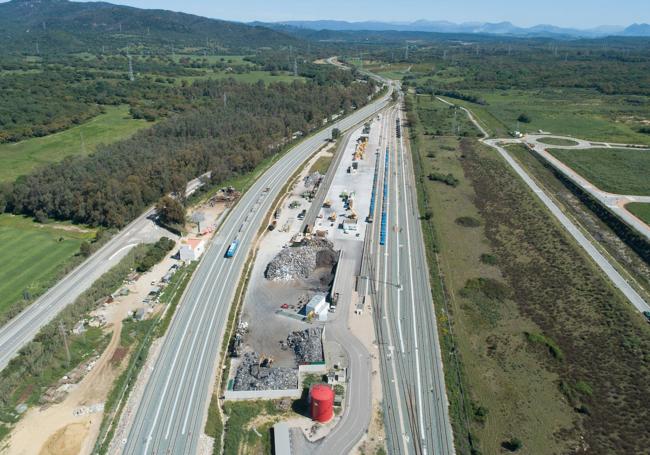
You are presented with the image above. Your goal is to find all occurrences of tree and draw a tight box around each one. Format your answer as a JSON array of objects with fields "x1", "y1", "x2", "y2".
[
  {"x1": 79, "y1": 241, "x2": 92, "y2": 257},
  {"x1": 156, "y1": 196, "x2": 185, "y2": 225},
  {"x1": 517, "y1": 113, "x2": 531, "y2": 123},
  {"x1": 331, "y1": 128, "x2": 341, "y2": 141}
]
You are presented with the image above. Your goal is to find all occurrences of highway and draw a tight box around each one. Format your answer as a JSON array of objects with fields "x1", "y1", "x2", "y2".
[
  {"x1": 121, "y1": 88, "x2": 392, "y2": 454},
  {"x1": 367, "y1": 100, "x2": 455, "y2": 454},
  {"x1": 0, "y1": 176, "x2": 210, "y2": 372}
]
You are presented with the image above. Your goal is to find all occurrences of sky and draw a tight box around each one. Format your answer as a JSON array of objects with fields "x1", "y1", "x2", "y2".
[
  {"x1": 82, "y1": 0, "x2": 650, "y2": 28},
  {"x1": 6, "y1": 0, "x2": 650, "y2": 28}
]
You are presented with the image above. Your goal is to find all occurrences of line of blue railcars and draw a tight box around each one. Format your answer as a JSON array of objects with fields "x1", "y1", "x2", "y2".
[{"x1": 380, "y1": 146, "x2": 389, "y2": 246}]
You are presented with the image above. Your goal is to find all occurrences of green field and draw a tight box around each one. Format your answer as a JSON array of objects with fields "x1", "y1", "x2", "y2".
[
  {"x1": 0, "y1": 105, "x2": 149, "y2": 182},
  {"x1": 441, "y1": 89, "x2": 650, "y2": 144},
  {"x1": 627, "y1": 203, "x2": 650, "y2": 225},
  {"x1": 409, "y1": 101, "x2": 576, "y2": 454},
  {"x1": 537, "y1": 137, "x2": 580, "y2": 146},
  {"x1": 549, "y1": 148, "x2": 650, "y2": 195},
  {"x1": 0, "y1": 214, "x2": 94, "y2": 318},
  {"x1": 171, "y1": 54, "x2": 254, "y2": 65}
]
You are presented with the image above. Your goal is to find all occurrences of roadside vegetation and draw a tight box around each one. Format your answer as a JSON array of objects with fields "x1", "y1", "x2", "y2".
[
  {"x1": 95, "y1": 260, "x2": 197, "y2": 454},
  {"x1": 0, "y1": 238, "x2": 174, "y2": 443},
  {"x1": 548, "y1": 148, "x2": 650, "y2": 195},
  {"x1": 407, "y1": 95, "x2": 576, "y2": 454},
  {"x1": 627, "y1": 202, "x2": 650, "y2": 225},
  {"x1": 459, "y1": 139, "x2": 650, "y2": 454},
  {"x1": 506, "y1": 143, "x2": 650, "y2": 300}
]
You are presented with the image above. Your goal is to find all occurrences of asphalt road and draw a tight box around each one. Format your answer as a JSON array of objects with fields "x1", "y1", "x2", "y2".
[
  {"x1": 484, "y1": 137, "x2": 650, "y2": 313},
  {"x1": 367, "y1": 102, "x2": 455, "y2": 455},
  {"x1": 524, "y1": 134, "x2": 650, "y2": 241},
  {"x1": 121, "y1": 90, "x2": 392, "y2": 454},
  {"x1": 443, "y1": 97, "x2": 650, "y2": 313},
  {"x1": 0, "y1": 174, "x2": 212, "y2": 372}
]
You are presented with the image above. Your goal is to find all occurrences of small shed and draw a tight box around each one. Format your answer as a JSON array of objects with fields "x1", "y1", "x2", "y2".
[{"x1": 306, "y1": 294, "x2": 328, "y2": 321}]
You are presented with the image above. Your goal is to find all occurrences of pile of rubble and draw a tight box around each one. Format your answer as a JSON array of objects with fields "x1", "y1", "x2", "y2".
[
  {"x1": 233, "y1": 352, "x2": 299, "y2": 391},
  {"x1": 285, "y1": 328, "x2": 324, "y2": 363},
  {"x1": 265, "y1": 238, "x2": 337, "y2": 281}
]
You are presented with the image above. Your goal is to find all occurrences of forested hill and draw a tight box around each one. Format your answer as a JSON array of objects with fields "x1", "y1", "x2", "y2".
[
  {"x1": 4, "y1": 74, "x2": 377, "y2": 227},
  {"x1": 0, "y1": 0, "x2": 297, "y2": 54}
]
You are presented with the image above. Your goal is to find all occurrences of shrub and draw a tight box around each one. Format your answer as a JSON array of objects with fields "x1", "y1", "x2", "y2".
[
  {"x1": 479, "y1": 253, "x2": 497, "y2": 265},
  {"x1": 455, "y1": 216, "x2": 481, "y2": 227},
  {"x1": 502, "y1": 437, "x2": 523, "y2": 452},
  {"x1": 524, "y1": 332, "x2": 565, "y2": 361},
  {"x1": 517, "y1": 113, "x2": 531, "y2": 123}
]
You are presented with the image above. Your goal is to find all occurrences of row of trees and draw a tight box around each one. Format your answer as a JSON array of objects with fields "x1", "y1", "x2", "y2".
[{"x1": 3, "y1": 77, "x2": 376, "y2": 227}]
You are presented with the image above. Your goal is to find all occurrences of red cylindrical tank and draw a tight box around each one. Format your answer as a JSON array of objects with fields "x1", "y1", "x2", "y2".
[{"x1": 310, "y1": 384, "x2": 335, "y2": 423}]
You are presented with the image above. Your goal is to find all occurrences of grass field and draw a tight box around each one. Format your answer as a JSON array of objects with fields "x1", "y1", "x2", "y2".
[
  {"x1": 409, "y1": 101, "x2": 576, "y2": 454},
  {"x1": 627, "y1": 202, "x2": 650, "y2": 225},
  {"x1": 0, "y1": 214, "x2": 94, "y2": 319},
  {"x1": 456, "y1": 140, "x2": 650, "y2": 453},
  {"x1": 549, "y1": 148, "x2": 650, "y2": 195},
  {"x1": 537, "y1": 137, "x2": 580, "y2": 146},
  {"x1": 308, "y1": 154, "x2": 333, "y2": 175},
  {"x1": 0, "y1": 105, "x2": 149, "y2": 182},
  {"x1": 441, "y1": 89, "x2": 650, "y2": 144}
]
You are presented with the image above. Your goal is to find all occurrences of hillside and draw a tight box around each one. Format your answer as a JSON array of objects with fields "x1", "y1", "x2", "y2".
[{"x1": 0, "y1": 0, "x2": 297, "y2": 54}]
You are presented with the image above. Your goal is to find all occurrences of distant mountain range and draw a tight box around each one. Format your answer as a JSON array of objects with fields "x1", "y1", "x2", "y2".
[
  {"x1": 0, "y1": 0, "x2": 297, "y2": 53},
  {"x1": 255, "y1": 20, "x2": 650, "y2": 38}
]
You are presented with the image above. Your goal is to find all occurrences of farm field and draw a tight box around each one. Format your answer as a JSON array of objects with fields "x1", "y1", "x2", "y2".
[
  {"x1": 409, "y1": 99, "x2": 576, "y2": 454},
  {"x1": 548, "y1": 148, "x2": 650, "y2": 195},
  {"x1": 0, "y1": 214, "x2": 94, "y2": 319},
  {"x1": 0, "y1": 105, "x2": 149, "y2": 182},
  {"x1": 627, "y1": 202, "x2": 650, "y2": 225}
]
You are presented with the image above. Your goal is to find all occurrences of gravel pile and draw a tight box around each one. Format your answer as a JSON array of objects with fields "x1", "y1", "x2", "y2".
[
  {"x1": 286, "y1": 328, "x2": 324, "y2": 363},
  {"x1": 233, "y1": 352, "x2": 298, "y2": 391},
  {"x1": 265, "y1": 238, "x2": 337, "y2": 281}
]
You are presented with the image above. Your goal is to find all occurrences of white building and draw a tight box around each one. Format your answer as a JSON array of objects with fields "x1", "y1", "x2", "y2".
[
  {"x1": 306, "y1": 294, "x2": 328, "y2": 321},
  {"x1": 179, "y1": 238, "x2": 205, "y2": 262}
]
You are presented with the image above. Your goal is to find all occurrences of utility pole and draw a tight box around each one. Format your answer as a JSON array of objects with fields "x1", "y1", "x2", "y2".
[
  {"x1": 293, "y1": 58, "x2": 298, "y2": 77},
  {"x1": 127, "y1": 52, "x2": 134, "y2": 81},
  {"x1": 223, "y1": 92, "x2": 227, "y2": 107},
  {"x1": 404, "y1": 42, "x2": 409, "y2": 60},
  {"x1": 59, "y1": 321, "x2": 71, "y2": 367}
]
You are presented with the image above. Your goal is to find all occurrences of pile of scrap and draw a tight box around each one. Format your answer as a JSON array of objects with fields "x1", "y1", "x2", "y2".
[
  {"x1": 208, "y1": 187, "x2": 241, "y2": 205},
  {"x1": 265, "y1": 238, "x2": 337, "y2": 281},
  {"x1": 285, "y1": 328, "x2": 324, "y2": 363},
  {"x1": 233, "y1": 352, "x2": 298, "y2": 391}
]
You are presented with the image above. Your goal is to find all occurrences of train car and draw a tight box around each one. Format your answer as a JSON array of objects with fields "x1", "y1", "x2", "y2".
[{"x1": 225, "y1": 239, "x2": 240, "y2": 258}]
